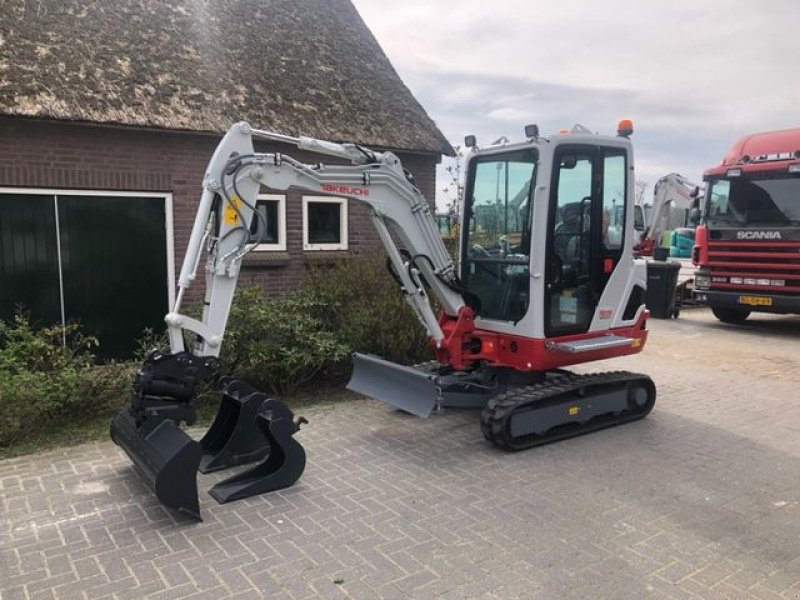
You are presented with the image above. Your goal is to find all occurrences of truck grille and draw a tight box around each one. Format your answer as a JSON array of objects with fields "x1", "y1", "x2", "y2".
[{"x1": 707, "y1": 241, "x2": 800, "y2": 293}]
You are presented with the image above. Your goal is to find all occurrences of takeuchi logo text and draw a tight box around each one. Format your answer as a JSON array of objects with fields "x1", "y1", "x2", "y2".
[
  {"x1": 321, "y1": 184, "x2": 370, "y2": 196},
  {"x1": 736, "y1": 231, "x2": 782, "y2": 240}
]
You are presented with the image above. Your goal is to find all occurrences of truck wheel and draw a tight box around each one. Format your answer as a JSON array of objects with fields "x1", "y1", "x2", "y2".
[{"x1": 711, "y1": 307, "x2": 750, "y2": 324}]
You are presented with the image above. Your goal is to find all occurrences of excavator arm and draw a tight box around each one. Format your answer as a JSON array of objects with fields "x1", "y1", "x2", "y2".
[
  {"x1": 110, "y1": 123, "x2": 468, "y2": 518},
  {"x1": 168, "y1": 122, "x2": 465, "y2": 358},
  {"x1": 642, "y1": 173, "x2": 701, "y2": 250}
]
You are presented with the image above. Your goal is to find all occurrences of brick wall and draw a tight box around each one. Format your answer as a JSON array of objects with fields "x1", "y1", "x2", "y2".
[{"x1": 0, "y1": 117, "x2": 440, "y2": 301}]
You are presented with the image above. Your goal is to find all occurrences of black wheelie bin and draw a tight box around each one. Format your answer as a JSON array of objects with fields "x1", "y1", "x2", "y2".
[{"x1": 646, "y1": 249, "x2": 681, "y2": 318}]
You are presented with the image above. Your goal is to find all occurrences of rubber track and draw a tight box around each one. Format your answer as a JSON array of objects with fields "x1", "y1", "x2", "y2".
[{"x1": 480, "y1": 370, "x2": 656, "y2": 451}]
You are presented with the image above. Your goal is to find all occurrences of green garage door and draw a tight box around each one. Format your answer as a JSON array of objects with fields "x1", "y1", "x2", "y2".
[
  {"x1": 0, "y1": 194, "x2": 62, "y2": 325},
  {"x1": 0, "y1": 192, "x2": 170, "y2": 360}
]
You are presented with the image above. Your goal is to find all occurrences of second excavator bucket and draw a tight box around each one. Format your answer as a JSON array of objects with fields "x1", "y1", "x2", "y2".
[
  {"x1": 346, "y1": 353, "x2": 440, "y2": 417},
  {"x1": 110, "y1": 408, "x2": 202, "y2": 520},
  {"x1": 209, "y1": 398, "x2": 307, "y2": 504},
  {"x1": 199, "y1": 379, "x2": 271, "y2": 474}
]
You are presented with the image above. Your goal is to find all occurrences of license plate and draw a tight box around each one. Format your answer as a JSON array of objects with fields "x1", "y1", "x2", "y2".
[{"x1": 738, "y1": 295, "x2": 773, "y2": 307}]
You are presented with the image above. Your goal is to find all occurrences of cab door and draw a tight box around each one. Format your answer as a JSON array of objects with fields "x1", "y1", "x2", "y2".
[
  {"x1": 544, "y1": 146, "x2": 626, "y2": 336},
  {"x1": 461, "y1": 149, "x2": 537, "y2": 323}
]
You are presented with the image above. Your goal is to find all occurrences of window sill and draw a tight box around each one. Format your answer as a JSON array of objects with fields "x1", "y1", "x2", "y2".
[
  {"x1": 303, "y1": 250, "x2": 355, "y2": 263},
  {"x1": 242, "y1": 251, "x2": 291, "y2": 267}
]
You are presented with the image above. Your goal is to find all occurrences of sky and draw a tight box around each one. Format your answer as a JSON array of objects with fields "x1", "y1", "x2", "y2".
[{"x1": 350, "y1": 0, "x2": 799, "y2": 211}]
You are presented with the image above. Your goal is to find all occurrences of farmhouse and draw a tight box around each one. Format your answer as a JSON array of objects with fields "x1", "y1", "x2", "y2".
[{"x1": 0, "y1": 0, "x2": 452, "y2": 357}]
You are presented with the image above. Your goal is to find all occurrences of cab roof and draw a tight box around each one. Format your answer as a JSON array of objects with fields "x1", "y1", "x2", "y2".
[{"x1": 705, "y1": 128, "x2": 800, "y2": 178}]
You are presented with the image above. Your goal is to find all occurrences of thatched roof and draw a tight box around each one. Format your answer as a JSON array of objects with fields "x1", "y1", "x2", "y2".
[{"x1": 0, "y1": 0, "x2": 453, "y2": 155}]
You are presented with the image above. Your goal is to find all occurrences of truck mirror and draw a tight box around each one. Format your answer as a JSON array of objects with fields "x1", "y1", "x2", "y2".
[{"x1": 688, "y1": 207, "x2": 701, "y2": 226}]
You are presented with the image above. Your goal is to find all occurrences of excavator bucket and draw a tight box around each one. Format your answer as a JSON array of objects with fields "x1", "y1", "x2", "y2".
[
  {"x1": 209, "y1": 398, "x2": 306, "y2": 504},
  {"x1": 199, "y1": 379, "x2": 271, "y2": 474},
  {"x1": 347, "y1": 353, "x2": 440, "y2": 418},
  {"x1": 111, "y1": 377, "x2": 304, "y2": 518},
  {"x1": 110, "y1": 408, "x2": 202, "y2": 520}
]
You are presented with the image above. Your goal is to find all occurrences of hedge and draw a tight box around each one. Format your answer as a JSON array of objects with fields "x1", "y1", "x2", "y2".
[{"x1": 0, "y1": 253, "x2": 439, "y2": 447}]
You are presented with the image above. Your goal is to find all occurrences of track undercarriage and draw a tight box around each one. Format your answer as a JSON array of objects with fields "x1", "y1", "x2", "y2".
[
  {"x1": 480, "y1": 370, "x2": 655, "y2": 450},
  {"x1": 348, "y1": 353, "x2": 656, "y2": 451}
]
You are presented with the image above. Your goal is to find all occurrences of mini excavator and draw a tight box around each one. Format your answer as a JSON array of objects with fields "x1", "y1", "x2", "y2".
[{"x1": 112, "y1": 120, "x2": 655, "y2": 517}]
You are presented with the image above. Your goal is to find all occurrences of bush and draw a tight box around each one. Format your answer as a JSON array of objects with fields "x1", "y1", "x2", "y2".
[
  {"x1": 0, "y1": 311, "x2": 95, "y2": 375},
  {"x1": 220, "y1": 286, "x2": 351, "y2": 395},
  {"x1": 0, "y1": 312, "x2": 135, "y2": 447},
  {"x1": 304, "y1": 253, "x2": 436, "y2": 368},
  {"x1": 0, "y1": 252, "x2": 442, "y2": 450}
]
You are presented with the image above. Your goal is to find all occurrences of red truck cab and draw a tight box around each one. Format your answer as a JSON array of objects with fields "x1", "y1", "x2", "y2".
[{"x1": 692, "y1": 128, "x2": 800, "y2": 323}]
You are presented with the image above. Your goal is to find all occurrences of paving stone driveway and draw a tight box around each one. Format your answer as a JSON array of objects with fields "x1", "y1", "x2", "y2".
[{"x1": 2, "y1": 308, "x2": 799, "y2": 600}]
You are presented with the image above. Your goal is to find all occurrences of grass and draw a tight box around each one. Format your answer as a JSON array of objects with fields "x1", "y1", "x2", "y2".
[
  {"x1": 0, "y1": 384, "x2": 358, "y2": 461},
  {"x1": 0, "y1": 412, "x2": 119, "y2": 460}
]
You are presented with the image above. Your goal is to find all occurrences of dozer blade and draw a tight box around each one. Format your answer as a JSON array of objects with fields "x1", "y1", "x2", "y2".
[
  {"x1": 209, "y1": 398, "x2": 306, "y2": 504},
  {"x1": 110, "y1": 408, "x2": 202, "y2": 520},
  {"x1": 347, "y1": 353, "x2": 439, "y2": 418},
  {"x1": 199, "y1": 379, "x2": 270, "y2": 474}
]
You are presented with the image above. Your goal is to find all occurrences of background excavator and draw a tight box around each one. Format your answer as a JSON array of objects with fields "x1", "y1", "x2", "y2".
[
  {"x1": 112, "y1": 120, "x2": 656, "y2": 518},
  {"x1": 638, "y1": 173, "x2": 702, "y2": 257}
]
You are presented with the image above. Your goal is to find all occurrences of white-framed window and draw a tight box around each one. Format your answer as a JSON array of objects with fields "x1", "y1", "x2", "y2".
[
  {"x1": 249, "y1": 194, "x2": 286, "y2": 251},
  {"x1": 302, "y1": 196, "x2": 348, "y2": 251}
]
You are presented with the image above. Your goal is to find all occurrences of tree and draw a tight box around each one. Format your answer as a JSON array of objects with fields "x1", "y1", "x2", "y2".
[{"x1": 441, "y1": 145, "x2": 464, "y2": 224}]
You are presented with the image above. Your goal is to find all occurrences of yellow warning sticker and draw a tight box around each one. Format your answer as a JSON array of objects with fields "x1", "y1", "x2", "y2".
[
  {"x1": 568, "y1": 406, "x2": 580, "y2": 416},
  {"x1": 224, "y1": 197, "x2": 242, "y2": 226}
]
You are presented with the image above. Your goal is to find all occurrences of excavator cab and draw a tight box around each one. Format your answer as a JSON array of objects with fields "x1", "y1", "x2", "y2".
[
  {"x1": 459, "y1": 125, "x2": 640, "y2": 339},
  {"x1": 351, "y1": 121, "x2": 654, "y2": 447}
]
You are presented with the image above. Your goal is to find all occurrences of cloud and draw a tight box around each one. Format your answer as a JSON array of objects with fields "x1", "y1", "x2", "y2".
[
  {"x1": 351, "y1": 0, "x2": 800, "y2": 208},
  {"x1": 410, "y1": 68, "x2": 723, "y2": 200},
  {"x1": 485, "y1": 107, "x2": 532, "y2": 122}
]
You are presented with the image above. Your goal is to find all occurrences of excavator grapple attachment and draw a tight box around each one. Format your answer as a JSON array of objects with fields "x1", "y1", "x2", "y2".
[
  {"x1": 347, "y1": 353, "x2": 440, "y2": 417},
  {"x1": 209, "y1": 398, "x2": 307, "y2": 504},
  {"x1": 199, "y1": 379, "x2": 271, "y2": 474},
  {"x1": 110, "y1": 408, "x2": 202, "y2": 520}
]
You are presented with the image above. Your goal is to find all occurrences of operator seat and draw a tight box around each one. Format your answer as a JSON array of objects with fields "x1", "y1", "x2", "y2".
[{"x1": 554, "y1": 203, "x2": 582, "y2": 267}]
